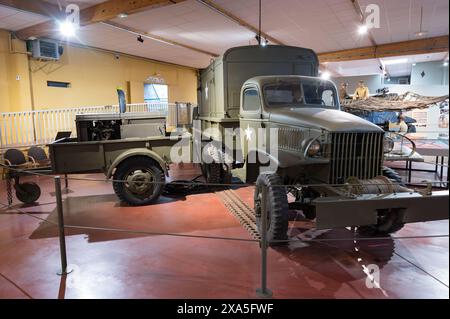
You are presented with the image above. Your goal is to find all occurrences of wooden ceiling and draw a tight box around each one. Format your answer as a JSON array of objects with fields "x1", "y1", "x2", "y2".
[{"x1": 0, "y1": 0, "x2": 448, "y2": 69}]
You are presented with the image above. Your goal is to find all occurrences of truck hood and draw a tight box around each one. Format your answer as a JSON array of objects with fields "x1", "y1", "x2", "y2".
[{"x1": 269, "y1": 107, "x2": 383, "y2": 132}]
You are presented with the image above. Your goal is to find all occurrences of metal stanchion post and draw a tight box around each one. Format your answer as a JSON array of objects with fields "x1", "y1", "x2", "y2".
[
  {"x1": 55, "y1": 176, "x2": 73, "y2": 276},
  {"x1": 64, "y1": 174, "x2": 69, "y2": 190},
  {"x1": 6, "y1": 172, "x2": 13, "y2": 207},
  {"x1": 256, "y1": 183, "x2": 273, "y2": 298}
]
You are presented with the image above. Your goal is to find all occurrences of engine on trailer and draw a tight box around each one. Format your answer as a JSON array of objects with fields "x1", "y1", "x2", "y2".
[
  {"x1": 90, "y1": 120, "x2": 121, "y2": 141},
  {"x1": 75, "y1": 112, "x2": 168, "y2": 142},
  {"x1": 76, "y1": 117, "x2": 122, "y2": 141}
]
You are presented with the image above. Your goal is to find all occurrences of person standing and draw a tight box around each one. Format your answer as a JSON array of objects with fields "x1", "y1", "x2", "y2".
[
  {"x1": 339, "y1": 82, "x2": 350, "y2": 100},
  {"x1": 353, "y1": 80, "x2": 370, "y2": 100},
  {"x1": 397, "y1": 113, "x2": 409, "y2": 133}
]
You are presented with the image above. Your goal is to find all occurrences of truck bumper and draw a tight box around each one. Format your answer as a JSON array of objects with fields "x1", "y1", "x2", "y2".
[{"x1": 312, "y1": 191, "x2": 449, "y2": 230}]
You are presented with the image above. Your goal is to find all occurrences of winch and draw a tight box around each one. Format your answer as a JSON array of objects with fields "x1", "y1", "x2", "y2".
[{"x1": 345, "y1": 176, "x2": 412, "y2": 195}]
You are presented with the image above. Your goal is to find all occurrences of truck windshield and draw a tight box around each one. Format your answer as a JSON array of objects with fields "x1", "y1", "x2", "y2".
[{"x1": 264, "y1": 80, "x2": 338, "y2": 109}]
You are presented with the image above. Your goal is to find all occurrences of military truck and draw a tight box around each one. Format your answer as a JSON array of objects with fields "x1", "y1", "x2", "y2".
[
  {"x1": 45, "y1": 45, "x2": 448, "y2": 241},
  {"x1": 196, "y1": 46, "x2": 448, "y2": 240}
]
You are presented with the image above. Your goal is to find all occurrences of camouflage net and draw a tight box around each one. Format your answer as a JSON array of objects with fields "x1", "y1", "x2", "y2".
[{"x1": 341, "y1": 92, "x2": 449, "y2": 112}]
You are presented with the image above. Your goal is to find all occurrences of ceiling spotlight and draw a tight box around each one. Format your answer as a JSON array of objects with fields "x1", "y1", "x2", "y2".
[
  {"x1": 117, "y1": 13, "x2": 128, "y2": 19},
  {"x1": 320, "y1": 71, "x2": 331, "y2": 80},
  {"x1": 137, "y1": 35, "x2": 144, "y2": 43},
  {"x1": 358, "y1": 24, "x2": 368, "y2": 35},
  {"x1": 444, "y1": 61, "x2": 449, "y2": 67},
  {"x1": 58, "y1": 20, "x2": 76, "y2": 38}
]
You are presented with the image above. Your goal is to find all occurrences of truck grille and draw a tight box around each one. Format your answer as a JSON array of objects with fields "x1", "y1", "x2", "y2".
[{"x1": 329, "y1": 132, "x2": 384, "y2": 184}]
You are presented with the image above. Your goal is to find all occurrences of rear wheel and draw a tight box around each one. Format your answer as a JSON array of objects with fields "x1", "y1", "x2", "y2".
[
  {"x1": 203, "y1": 163, "x2": 222, "y2": 184},
  {"x1": 358, "y1": 208, "x2": 405, "y2": 236},
  {"x1": 113, "y1": 157, "x2": 165, "y2": 206},
  {"x1": 254, "y1": 173, "x2": 289, "y2": 244},
  {"x1": 16, "y1": 182, "x2": 41, "y2": 204}
]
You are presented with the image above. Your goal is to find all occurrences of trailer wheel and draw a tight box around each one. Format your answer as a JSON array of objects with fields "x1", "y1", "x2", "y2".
[
  {"x1": 358, "y1": 208, "x2": 405, "y2": 236},
  {"x1": 254, "y1": 173, "x2": 289, "y2": 244},
  {"x1": 16, "y1": 182, "x2": 41, "y2": 204},
  {"x1": 113, "y1": 157, "x2": 165, "y2": 206}
]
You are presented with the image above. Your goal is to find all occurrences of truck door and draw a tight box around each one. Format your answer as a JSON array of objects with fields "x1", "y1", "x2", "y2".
[{"x1": 240, "y1": 86, "x2": 263, "y2": 164}]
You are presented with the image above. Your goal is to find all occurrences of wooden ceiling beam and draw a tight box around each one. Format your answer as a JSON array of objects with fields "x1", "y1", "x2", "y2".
[
  {"x1": 318, "y1": 36, "x2": 449, "y2": 63},
  {"x1": 196, "y1": 0, "x2": 284, "y2": 45},
  {"x1": 15, "y1": 0, "x2": 187, "y2": 40}
]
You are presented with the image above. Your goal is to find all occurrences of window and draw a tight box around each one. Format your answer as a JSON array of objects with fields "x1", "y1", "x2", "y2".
[
  {"x1": 144, "y1": 84, "x2": 168, "y2": 103},
  {"x1": 302, "y1": 82, "x2": 336, "y2": 107},
  {"x1": 47, "y1": 81, "x2": 70, "y2": 88},
  {"x1": 242, "y1": 89, "x2": 261, "y2": 112},
  {"x1": 264, "y1": 80, "x2": 337, "y2": 109}
]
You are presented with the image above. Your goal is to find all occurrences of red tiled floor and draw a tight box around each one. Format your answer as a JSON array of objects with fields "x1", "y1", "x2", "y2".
[{"x1": 0, "y1": 164, "x2": 448, "y2": 299}]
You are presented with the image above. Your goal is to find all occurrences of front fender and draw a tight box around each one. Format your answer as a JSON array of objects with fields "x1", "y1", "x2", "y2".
[
  {"x1": 106, "y1": 148, "x2": 168, "y2": 178},
  {"x1": 247, "y1": 149, "x2": 280, "y2": 174}
]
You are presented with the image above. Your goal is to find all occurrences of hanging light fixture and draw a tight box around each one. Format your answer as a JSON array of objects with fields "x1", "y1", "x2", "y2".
[{"x1": 414, "y1": 7, "x2": 428, "y2": 37}]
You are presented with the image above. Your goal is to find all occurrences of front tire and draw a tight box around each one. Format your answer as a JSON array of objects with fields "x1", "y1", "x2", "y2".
[
  {"x1": 254, "y1": 173, "x2": 289, "y2": 243},
  {"x1": 113, "y1": 157, "x2": 165, "y2": 206}
]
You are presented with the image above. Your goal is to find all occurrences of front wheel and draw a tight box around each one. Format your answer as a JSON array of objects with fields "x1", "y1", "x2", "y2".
[
  {"x1": 113, "y1": 157, "x2": 165, "y2": 206},
  {"x1": 254, "y1": 173, "x2": 289, "y2": 244}
]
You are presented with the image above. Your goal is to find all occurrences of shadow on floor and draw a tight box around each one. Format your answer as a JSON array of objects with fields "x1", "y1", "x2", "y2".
[{"x1": 28, "y1": 193, "x2": 240, "y2": 243}]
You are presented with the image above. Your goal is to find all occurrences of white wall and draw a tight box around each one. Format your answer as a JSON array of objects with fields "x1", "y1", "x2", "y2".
[
  {"x1": 411, "y1": 61, "x2": 448, "y2": 86},
  {"x1": 386, "y1": 84, "x2": 449, "y2": 96},
  {"x1": 332, "y1": 74, "x2": 383, "y2": 95},
  {"x1": 333, "y1": 61, "x2": 449, "y2": 96},
  {"x1": 332, "y1": 61, "x2": 449, "y2": 139}
]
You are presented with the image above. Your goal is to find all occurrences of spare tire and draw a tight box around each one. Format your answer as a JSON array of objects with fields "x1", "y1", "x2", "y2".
[{"x1": 358, "y1": 208, "x2": 405, "y2": 236}]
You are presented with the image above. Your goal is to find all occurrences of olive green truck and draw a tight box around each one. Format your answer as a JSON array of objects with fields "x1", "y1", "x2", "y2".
[{"x1": 46, "y1": 45, "x2": 448, "y2": 241}]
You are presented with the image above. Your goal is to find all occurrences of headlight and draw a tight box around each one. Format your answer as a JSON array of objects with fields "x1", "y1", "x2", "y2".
[
  {"x1": 307, "y1": 140, "x2": 322, "y2": 157},
  {"x1": 383, "y1": 136, "x2": 394, "y2": 153}
]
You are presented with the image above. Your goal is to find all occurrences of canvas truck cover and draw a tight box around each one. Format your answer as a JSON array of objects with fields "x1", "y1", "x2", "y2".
[{"x1": 198, "y1": 45, "x2": 319, "y2": 120}]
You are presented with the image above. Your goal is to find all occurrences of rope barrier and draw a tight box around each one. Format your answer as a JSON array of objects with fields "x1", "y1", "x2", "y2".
[{"x1": 1, "y1": 163, "x2": 447, "y2": 189}]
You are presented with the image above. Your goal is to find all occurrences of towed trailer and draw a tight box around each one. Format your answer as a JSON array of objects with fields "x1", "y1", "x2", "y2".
[{"x1": 22, "y1": 45, "x2": 449, "y2": 241}]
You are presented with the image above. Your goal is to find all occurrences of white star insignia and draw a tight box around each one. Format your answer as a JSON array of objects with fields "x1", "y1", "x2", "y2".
[{"x1": 244, "y1": 125, "x2": 253, "y2": 141}]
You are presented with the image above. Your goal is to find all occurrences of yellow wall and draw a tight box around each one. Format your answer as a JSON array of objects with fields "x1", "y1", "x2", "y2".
[
  {"x1": 0, "y1": 30, "x2": 33, "y2": 113},
  {"x1": 0, "y1": 29, "x2": 198, "y2": 112}
]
